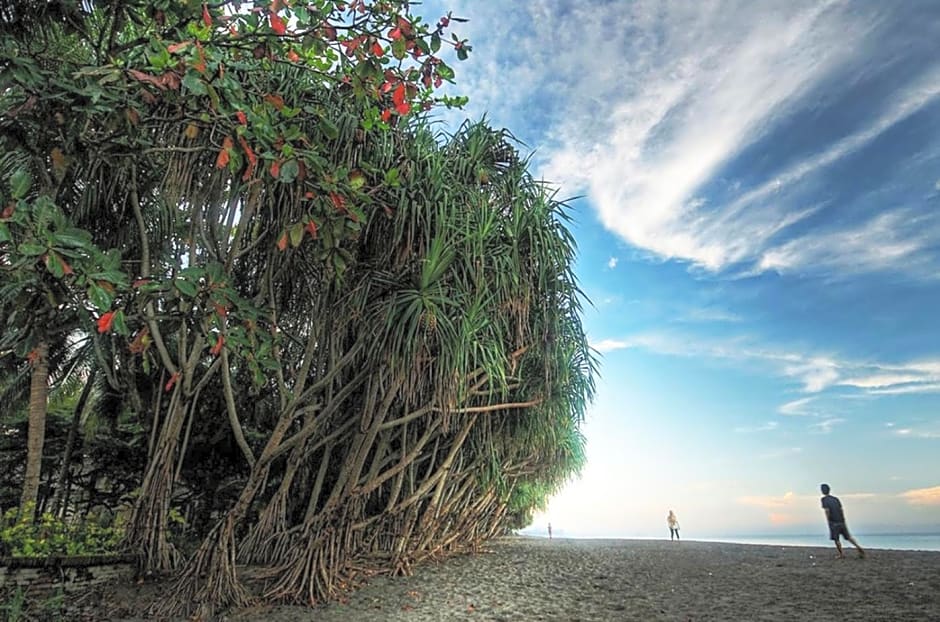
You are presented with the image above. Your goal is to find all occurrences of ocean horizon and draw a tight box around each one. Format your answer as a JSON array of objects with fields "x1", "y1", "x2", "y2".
[{"x1": 518, "y1": 531, "x2": 940, "y2": 552}]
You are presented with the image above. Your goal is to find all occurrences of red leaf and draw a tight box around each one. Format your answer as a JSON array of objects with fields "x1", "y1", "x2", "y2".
[
  {"x1": 287, "y1": 49, "x2": 300, "y2": 62},
  {"x1": 1, "y1": 204, "x2": 14, "y2": 219},
  {"x1": 341, "y1": 35, "x2": 364, "y2": 55},
  {"x1": 269, "y1": 12, "x2": 287, "y2": 35},
  {"x1": 128, "y1": 69, "x2": 168, "y2": 90},
  {"x1": 276, "y1": 232, "x2": 289, "y2": 251},
  {"x1": 398, "y1": 16, "x2": 413, "y2": 35},
  {"x1": 165, "y1": 372, "x2": 180, "y2": 392},
  {"x1": 57, "y1": 254, "x2": 73, "y2": 275},
  {"x1": 269, "y1": 159, "x2": 281, "y2": 178},
  {"x1": 380, "y1": 108, "x2": 392, "y2": 123},
  {"x1": 330, "y1": 191, "x2": 346, "y2": 211},
  {"x1": 264, "y1": 93, "x2": 285, "y2": 110},
  {"x1": 97, "y1": 311, "x2": 116, "y2": 334},
  {"x1": 395, "y1": 102, "x2": 411, "y2": 116},
  {"x1": 193, "y1": 41, "x2": 207, "y2": 74},
  {"x1": 202, "y1": 3, "x2": 212, "y2": 28},
  {"x1": 216, "y1": 136, "x2": 234, "y2": 168},
  {"x1": 210, "y1": 334, "x2": 224, "y2": 356},
  {"x1": 26, "y1": 348, "x2": 41, "y2": 366},
  {"x1": 371, "y1": 41, "x2": 384, "y2": 56},
  {"x1": 167, "y1": 41, "x2": 190, "y2": 54},
  {"x1": 236, "y1": 110, "x2": 247, "y2": 125},
  {"x1": 238, "y1": 136, "x2": 257, "y2": 181},
  {"x1": 392, "y1": 83, "x2": 406, "y2": 107},
  {"x1": 305, "y1": 220, "x2": 318, "y2": 238},
  {"x1": 132, "y1": 278, "x2": 150, "y2": 288},
  {"x1": 389, "y1": 27, "x2": 402, "y2": 41},
  {"x1": 213, "y1": 303, "x2": 229, "y2": 318}
]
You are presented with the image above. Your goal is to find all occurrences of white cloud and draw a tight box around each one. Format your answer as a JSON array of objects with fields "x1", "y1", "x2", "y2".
[
  {"x1": 734, "y1": 421, "x2": 779, "y2": 433},
  {"x1": 754, "y1": 209, "x2": 940, "y2": 277},
  {"x1": 440, "y1": 1, "x2": 940, "y2": 279},
  {"x1": 809, "y1": 417, "x2": 846, "y2": 434},
  {"x1": 591, "y1": 338, "x2": 635, "y2": 353},
  {"x1": 899, "y1": 485, "x2": 940, "y2": 506},
  {"x1": 778, "y1": 397, "x2": 816, "y2": 416},
  {"x1": 679, "y1": 307, "x2": 742, "y2": 323},
  {"x1": 598, "y1": 330, "x2": 940, "y2": 398},
  {"x1": 607, "y1": 257, "x2": 619, "y2": 269}
]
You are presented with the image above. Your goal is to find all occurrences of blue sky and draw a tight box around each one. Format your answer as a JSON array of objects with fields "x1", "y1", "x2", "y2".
[{"x1": 422, "y1": 0, "x2": 940, "y2": 537}]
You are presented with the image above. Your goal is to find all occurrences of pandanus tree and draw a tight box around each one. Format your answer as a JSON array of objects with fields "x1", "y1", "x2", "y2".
[{"x1": 2, "y1": 0, "x2": 594, "y2": 618}]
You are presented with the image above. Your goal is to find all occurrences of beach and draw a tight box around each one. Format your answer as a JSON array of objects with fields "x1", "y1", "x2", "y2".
[
  {"x1": 229, "y1": 536, "x2": 940, "y2": 621},
  {"x1": 75, "y1": 536, "x2": 940, "y2": 620}
]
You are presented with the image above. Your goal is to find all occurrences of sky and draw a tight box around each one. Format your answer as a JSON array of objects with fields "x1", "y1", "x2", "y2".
[{"x1": 420, "y1": 0, "x2": 940, "y2": 538}]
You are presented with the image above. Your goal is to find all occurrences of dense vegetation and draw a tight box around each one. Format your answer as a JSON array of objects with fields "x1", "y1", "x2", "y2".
[{"x1": 0, "y1": 0, "x2": 594, "y2": 616}]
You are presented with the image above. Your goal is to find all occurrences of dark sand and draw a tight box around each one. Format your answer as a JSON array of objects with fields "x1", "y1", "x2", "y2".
[{"x1": 85, "y1": 536, "x2": 940, "y2": 620}]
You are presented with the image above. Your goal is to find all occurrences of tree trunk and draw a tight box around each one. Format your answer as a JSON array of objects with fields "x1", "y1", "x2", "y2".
[
  {"x1": 20, "y1": 340, "x2": 49, "y2": 517},
  {"x1": 50, "y1": 366, "x2": 97, "y2": 517}
]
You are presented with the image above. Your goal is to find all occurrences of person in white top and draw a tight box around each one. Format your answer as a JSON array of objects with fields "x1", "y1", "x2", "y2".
[{"x1": 667, "y1": 510, "x2": 680, "y2": 541}]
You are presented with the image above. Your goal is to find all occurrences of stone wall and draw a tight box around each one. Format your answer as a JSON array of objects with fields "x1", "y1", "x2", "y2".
[{"x1": 0, "y1": 555, "x2": 135, "y2": 594}]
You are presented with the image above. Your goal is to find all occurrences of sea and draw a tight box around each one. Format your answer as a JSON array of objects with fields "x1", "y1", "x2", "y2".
[
  {"x1": 699, "y1": 533, "x2": 940, "y2": 552},
  {"x1": 520, "y1": 530, "x2": 940, "y2": 552}
]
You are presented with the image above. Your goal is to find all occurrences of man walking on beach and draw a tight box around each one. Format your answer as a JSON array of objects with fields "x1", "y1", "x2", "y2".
[{"x1": 820, "y1": 484, "x2": 865, "y2": 559}]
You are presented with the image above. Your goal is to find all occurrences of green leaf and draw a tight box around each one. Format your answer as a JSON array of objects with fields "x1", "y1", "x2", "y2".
[
  {"x1": 0, "y1": 223, "x2": 10, "y2": 243},
  {"x1": 279, "y1": 159, "x2": 299, "y2": 183},
  {"x1": 18, "y1": 241, "x2": 46, "y2": 256},
  {"x1": 384, "y1": 167, "x2": 400, "y2": 187},
  {"x1": 44, "y1": 252, "x2": 63, "y2": 278},
  {"x1": 87, "y1": 283, "x2": 114, "y2": 311},
  {"x1": 289, "y1": 222, "x2": 304, "y2": 247},
  {"x1": 52, "y1": 228, "x2": 93, "y2": 248},
  {"x1": 430, "y1": 33, "x2": 441, "y2": 53},
  {"x1": 321, "y1": 118, "x2": 339, "y2": 140},
  {"x1": 88, "y1": 270, "x2": 128, "y2": 286},
  {"x1": 174, "y1": 278, "x2": 198, "y2": 297},
  {"x1": 112, "y1": 310, "x2": 129, "y2": 336},
  {"x1": 181, "y1": 71, "x2": 207, "y2": 96},
  {"x1": 10, "y1": 169, "x2": 30, "y2": 199}
]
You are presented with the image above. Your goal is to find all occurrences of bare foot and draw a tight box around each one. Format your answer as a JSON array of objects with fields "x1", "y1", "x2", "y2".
[
  {"x1": 835, "y1": 553, "x2": 845, "y2": 559},
  {"x1": 858, "y1": 550, "x2": 866, "y2": 559}
]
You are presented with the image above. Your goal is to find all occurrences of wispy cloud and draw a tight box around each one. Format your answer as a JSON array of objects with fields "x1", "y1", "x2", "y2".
[
  {"x1": 779, "y1": 397, "x2": 816, "y2": 416},
  {"x1": 893, "y1": 427, "x2": 940, "y2": 440},
  {"x1": 678, "y1": 307, "x2": 742, "y2": 324},
  {"x1": 607, "y1": 257, "x2": 619, "y2": 269},
  {"x1": 809, "y1": 417, "x2": 846, "y2": 434},
  {"x1": 440, "y1": 1, "x2": 940, "y2": 280},
  {"x1": 599, "y1": 329, "x2": 940, "y2": 397},
  {"x1": 734, "y1": 421, "x2": 779, "y2": 433},
  {"x1": 899, "y1": 485, "x2": 940, "y2": 506},
  {"x1": 591, "y1": 338, "x2": 636, "y2": 353}
]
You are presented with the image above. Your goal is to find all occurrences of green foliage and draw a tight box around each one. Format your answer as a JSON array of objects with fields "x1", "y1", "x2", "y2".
[
  {"x1": 0, "y1": 505, "x2": 123, "y2": 557},
  {"x1": 0, "y1": 587, "x2": 26, "y2": 622}
]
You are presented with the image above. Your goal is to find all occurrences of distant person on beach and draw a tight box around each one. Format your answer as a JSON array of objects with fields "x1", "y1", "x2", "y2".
[
  {"x1": 548, "y1": 523, "x2": 552, "y2": 539},
  {"x1": 820, "y1": 484, "x2": 865, "y2": 559},
  {"x1": 667, "y1": 510, "x2": 680, "y2": 540}
]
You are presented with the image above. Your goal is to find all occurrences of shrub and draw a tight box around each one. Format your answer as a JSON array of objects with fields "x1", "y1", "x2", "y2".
[{"x1": 0, "y1": 505, "x2": 123, "y2": 557}]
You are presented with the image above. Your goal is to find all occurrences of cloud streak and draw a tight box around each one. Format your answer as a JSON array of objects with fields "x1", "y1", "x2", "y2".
[
  {"x1": 440, "y1": 1, "x2": 940, "y2": 279},
  {"x1": 597, "y1": 330, "x2": 940, "y2": 398}
]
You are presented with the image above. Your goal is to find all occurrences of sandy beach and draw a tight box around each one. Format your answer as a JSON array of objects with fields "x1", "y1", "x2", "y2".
[
  {"x1": 225, "y1": 536, "x2": 939, "y2": 622},
  {"x1": 79, "y1": 536, "x2": 940, "y2": 621}
]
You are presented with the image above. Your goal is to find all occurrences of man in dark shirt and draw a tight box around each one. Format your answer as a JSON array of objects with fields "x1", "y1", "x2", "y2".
[{"x1": 820, "y1": 483, "x2": 865, "y2": 559}]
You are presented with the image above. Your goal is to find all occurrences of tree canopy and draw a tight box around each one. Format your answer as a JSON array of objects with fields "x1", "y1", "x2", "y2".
[{"x1": 1, "y1": 1, "x2": 594, "y2": 616}]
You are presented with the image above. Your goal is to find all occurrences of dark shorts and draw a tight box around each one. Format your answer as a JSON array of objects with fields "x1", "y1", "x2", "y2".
[{"x1": 829, "y1": 522, "x2": 850, "y2": 541}]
